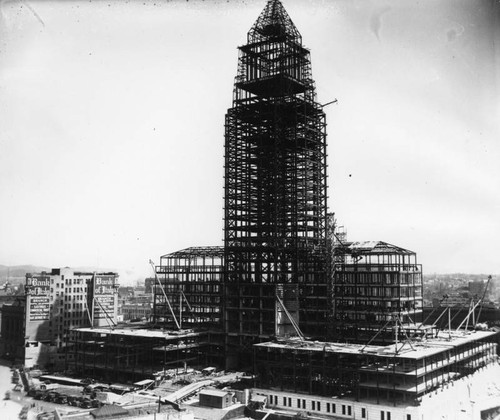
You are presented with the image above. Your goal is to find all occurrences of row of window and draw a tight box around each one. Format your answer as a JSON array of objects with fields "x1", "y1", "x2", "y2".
[
  {"x1": 50, "y1": 278, "x2": 87, "y2": 285},
  {"x1": 269, "y1": 395, "x2": 352, "y2": 416},
  {"x1": 334, "y1": 273, "x2": 421, "y2": 285},
  {"x1": 52, "y1": 287, "x2": 87, "y2": 294},
  {"x1": 62, "y1": 303, "x2": 87, "y2": 310},
  {"x1": 267, "y1": 394, "x2": 412, "y2": 420}
]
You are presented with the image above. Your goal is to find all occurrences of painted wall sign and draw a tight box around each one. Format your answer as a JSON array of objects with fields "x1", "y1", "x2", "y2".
[{"x1": 26, "y1": 274, "x2": 50, "y2": 321}]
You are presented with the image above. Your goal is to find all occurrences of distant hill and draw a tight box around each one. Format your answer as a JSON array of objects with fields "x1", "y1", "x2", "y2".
[
  {"x1": 0, "y1": 264, "x2": 122, "y2": 285},
  {"x1": 0, "y1": 265, "x2": 50, "y2": 285}
]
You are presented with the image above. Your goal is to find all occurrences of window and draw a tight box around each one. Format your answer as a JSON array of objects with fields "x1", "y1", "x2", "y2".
[
  {"x1": 342, "y1": 405, "x2": 346, "y2": 415},
  {"x1": 387, "y1": 412, "x2": 391, "y2": 420},
  {"x1": 407, "y1": 415, "x2": 412, "y2": 420},
  {"x1": 312, "y1": 401, "x2": 316, "y2": 410},
  {"x1": 362, "y1": 408, "x2": 366, "y2": 418},
  {"x1": 332, "y1": 404, "x2": 336, "y2": 413},
  {"x1": 297, "y1": 399, "x2": 301, "y2": 408},
  {"x1": 288, "y1": 398, "x2": 291, "y2": 407},
  {"x1": 302, "y1": 399, "x2": 306, "y2": 408},
  {"x1": 327, "y1": 403, "x2": 330, "y2": 413},
  {"x1": 317, "y1": 402, "x2": 321, "y2": 411},
  {"x1": 283, "y1": 397, "x2": 286, "y2": 406},
  {"x1": 348, "y1": 406, "x2": 352, "y2": 416},
  {"x1": 381, "y1": 411, "x2": 385, "y2": 420}
]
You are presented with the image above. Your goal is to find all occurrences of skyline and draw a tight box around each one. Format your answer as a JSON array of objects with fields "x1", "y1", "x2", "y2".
[{"x1": 0, "y1": 0, "x2": 499, "y2": 284}]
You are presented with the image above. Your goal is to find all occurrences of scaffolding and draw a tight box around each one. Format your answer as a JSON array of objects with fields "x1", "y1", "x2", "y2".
[{"x1": 223, "y1": 0, "x2": 329, "y2": 368}]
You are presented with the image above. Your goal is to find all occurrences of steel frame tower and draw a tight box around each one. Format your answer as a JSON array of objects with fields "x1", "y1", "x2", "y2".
[{"x1": 223, "y1": 0, "x2": 329, "y2": 368}]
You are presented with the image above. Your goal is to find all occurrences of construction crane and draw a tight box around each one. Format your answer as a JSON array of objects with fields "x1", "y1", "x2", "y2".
[
  {"x1": 456, "y1": 275, "x2": 492, "y2": 331},
  {"x1": 474, "y1": 275, "x2": 492, "y2": 328},
  {"x1": 149, "y1": 259, "x2": 180, "y2": 330},
  {"x1": 275, "y1": 294, "x2": 305, "y2": 341},
  {"x1": 321, "y1": 99, "x2": 338, "y2": 108}
]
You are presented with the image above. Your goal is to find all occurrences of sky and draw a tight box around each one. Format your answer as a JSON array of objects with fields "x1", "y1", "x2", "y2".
[{"x1": 0, "y1": 0, "x2": 499, "y2": 284}]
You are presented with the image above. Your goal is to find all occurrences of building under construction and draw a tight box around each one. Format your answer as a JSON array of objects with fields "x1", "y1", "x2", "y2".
[
  {"x1": 149, "y1": 0, "x2": 330, "y2": 370},
  {"x1": 153, "y1": 247, "x2": 223, "y2": 332},
  {"x1": 223, "y1": 0, "x2": 329, "y2": 368},
  {"x1": 330, "y1": 241, "x2": 424, "y2": 344},
  {"x1": 253, "y1": 330, "x2": 497, "y2": 403},
  {"x1": 66, "y1": 1, "x2": 499, "y2": 417},
  {"x1": 68, "y1": 327, "x2": 210, "y2": 383}
]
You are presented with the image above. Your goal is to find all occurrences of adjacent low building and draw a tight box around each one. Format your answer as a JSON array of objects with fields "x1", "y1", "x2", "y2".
[
  {"x1": 0, "y1": 268, "x2": 119, "y2": 368},
  {"x1": 199, "y1": 389, "x2": 234, "y2": 409},
  {"x1": 122, "y1": 303, "x2": 153, "y2": 321}
]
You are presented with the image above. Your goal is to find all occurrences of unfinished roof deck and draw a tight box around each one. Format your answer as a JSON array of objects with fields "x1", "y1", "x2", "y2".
[
  {"x1": 255, "y1": 329, "x2": 497, "y2": 360},
  {"x1": 74, "y1": 326, "x2": 203, "y2": 340}
]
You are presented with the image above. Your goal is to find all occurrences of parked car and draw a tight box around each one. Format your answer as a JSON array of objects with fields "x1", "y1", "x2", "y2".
[
  {"x1": 34, "y1": 390, "x2": 45, "y2": 400},
  {"x1": 81, "y1": 378, "x2": 96, "y2": 385},
  {"x1": 90, "y1": 399, "x2": 102, "y2": 408},
  {"x1": 54, "y1": 394, "x2": 68, "y2": 404},
  {"x1": 79, "y1": 399, "x2": 93, "y2": 409},
  {"x1": 43, "y1": 391, "x2": 59, "y2": 402},
  {"x1": 36, "y1": 413, "x2": 55, "y2": 420}
]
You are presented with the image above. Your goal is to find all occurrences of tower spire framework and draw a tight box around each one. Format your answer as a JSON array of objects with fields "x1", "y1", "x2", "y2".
[{"x1": 223, "y1": 0, "x2": 329, "y2": 367}]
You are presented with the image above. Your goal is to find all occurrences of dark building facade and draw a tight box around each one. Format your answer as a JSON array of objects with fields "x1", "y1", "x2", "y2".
[
  {"x1": 223, "y1": 0, "x2": 329, "y2": 368},
  {"x1": 0, "y1": 298, "x2": 25, "y2": 361}
]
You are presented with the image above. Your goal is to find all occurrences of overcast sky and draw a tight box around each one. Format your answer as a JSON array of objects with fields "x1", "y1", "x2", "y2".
[{"x1": 0, "y1": 0, "x2": 499, "y2": 284}]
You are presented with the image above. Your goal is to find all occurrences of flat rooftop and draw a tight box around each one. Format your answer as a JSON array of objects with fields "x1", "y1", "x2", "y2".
[
  {"x1": 74, "y1": 326, "x2": 203, "y2": 340},
  {"x1": 255, "y1": 329, "x2": 497, "y2": 360}
]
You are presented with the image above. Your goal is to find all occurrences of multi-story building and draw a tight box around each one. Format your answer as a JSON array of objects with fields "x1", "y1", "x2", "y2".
[
  {"x1": 253, "y1": 330, "x2": 498, "y2": 406},
  {"x1": 121, "y1": 302, "x2": 153, "y2": 321},
  {"x1": 222, "y1": 0, "x2": 329, "y2": 368},
  {"x1": 118, "y1": 279, "x2": 154, "y2": 321},
  {"x1": 70, "y1": 3, "x2": 500, "y2": 418},
  {"x1": 469, "y1": 280, "x2": 487, "y2": 298},
  {"x1": 0, "y1": 297, "x2": 25, "y2": 361},
  {"x1": 331, "y1": 241, "x2": 424, "y2": 343},
  {"x1": 0, "y1": 268, "x2": 119, "y2": 368},
  {"x1": 145, "y1": 277, "x2": 156, "y2": 294},
  {"x1": 153, "y1": 247, "x2": 223, "y2": 331},
  {"x1": 68, "y1": 326, "x2": 209, "y2": 383}
]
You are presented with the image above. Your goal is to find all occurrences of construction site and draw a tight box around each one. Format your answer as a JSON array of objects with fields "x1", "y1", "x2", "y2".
[{"x1": 54, "y1": 1, "x2": 500, "y2": 419}]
